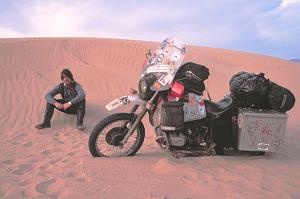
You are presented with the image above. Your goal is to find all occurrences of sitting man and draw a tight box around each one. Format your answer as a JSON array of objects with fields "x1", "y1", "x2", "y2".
[{"x1": 35, "y1": 68, "x2": 86, "y2": 130}]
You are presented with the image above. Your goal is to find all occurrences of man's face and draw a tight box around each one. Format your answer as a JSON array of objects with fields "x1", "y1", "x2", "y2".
[{"x1": 62, "y1": 74, "x2": 72, "y2": 85}]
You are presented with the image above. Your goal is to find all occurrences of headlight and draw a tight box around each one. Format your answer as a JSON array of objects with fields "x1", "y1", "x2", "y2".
[
  {"x1": 138, "y1": 73, "x2": 157, "y2": 100},
  {"x1": 139, "y1": 78, "x2": 147, "y2": 94}
]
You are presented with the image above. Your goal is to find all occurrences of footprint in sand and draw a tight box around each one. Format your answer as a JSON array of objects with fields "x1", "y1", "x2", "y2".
[
  {"x1": 72, "y1": 143, "x2": 85, "y2": 150},
  {"x1": 23, "y1": 142, "x2": 32, "y2": 147},
  {"x1": 146, "y1": 194, "x2": 169, "y2": 199},
  {"x1": 2, "y1": 159, "x2": 15, "y2": 164},
  {"x1": 76, "y1": 177, "x2": 86, "y2": 182},
  {"x1": 0, "y1": 187, "x2": 12, "y2": 198},
  {"x1": 12, "y1": 164, "x2": 34, "y2": 175},
  {"x1": 66, "y1": 150, "x2": 80, "y2": 157},
  {"x1": 29, "y1": 158, "x2": 39, "y2": 163},
  {"x1": 41, "y1": 150, "x2": 52, "y2": 155},
  {"x1": 30, "y1": 177, "x2": 66, "y2": 198},
  {"x1": 0, "y1": 189, "x2": 4, "y2": 198},
  {"x1": 9, "y1": 133, "x2": 30, "y2": 145},
  {"x1": 39, "y1": 164, "x2": 49, "y2": 170},
  {"x1": 49, "y1": 157, "x2": 64, "y2": 165},
  {"x1": 60, "y1": 151, "x2": 81, "y2": 164},
  {"x1": 35, "y1": 178, "x2": 56, "y2": 194},
  {"x1": 61, "y1": 157, "x2": 74, "y2": 164},
  {"x1": 52, "y1": 132, "x2": 67, "y2": 144},
  {"x1": 37, "y1": 170, "x2": 48, "y2": 177},
  {"x1": 67, "y1": 172, "x2": 76, "y2": 178},
  {"x1": 18, "y1": 179, "x2": 30, "y2": 187},
  {"x1": 71, "y1": 136, "x2": 77, "y2": 143},
  {"x1": 53, "y1": 137, "x2": 64, "y2": 144},
  {"x1": 66, "y1": 171, "x2": 88, "y2": 182},
  {"x1": 6, "y1": 167, "x2": 14, "y2": 172},
  {"x1": 53, "y1": 132, "x2": 60, "y2": 137}
]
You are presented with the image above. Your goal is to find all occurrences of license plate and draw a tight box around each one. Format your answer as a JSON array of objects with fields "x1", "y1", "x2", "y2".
[
  {"x1": 105, "y1": 96, "x2": 130, "y2": 111},
  {"x1": 258, "y1": 143, "x2": 269, "y2": 151},
  {"x1": 146, "y1": 65, "x2": 169, "y2": 73}
]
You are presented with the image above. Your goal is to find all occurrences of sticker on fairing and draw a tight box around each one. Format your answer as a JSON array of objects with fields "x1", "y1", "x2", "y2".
[
  {"x1": 158, "y1": 75, "x2": 168, "y2": 86},
  {"x1": 158, "y1": 74, "x2": 173, "y2": 86},
  {"x1": 157, "y1": 54, "x2": 165, "y2": 62},
  {"x1": 105, "y1": 96, "x2": 129, "y2": 111},
  {"x1": 258, "y1": 143, "x2": 269, "y2": 151},
  {"x1": 170, "y1": 50, "x2": 181, "y2": 61},
  {"x1": 146, "y1": 65, "x2": 169, "y2": 73}
]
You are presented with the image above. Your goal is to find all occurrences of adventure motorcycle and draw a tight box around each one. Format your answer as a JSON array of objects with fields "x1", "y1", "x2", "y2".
[{"x1": 88, "y1": 36, "x2": 290, "y2": 157}]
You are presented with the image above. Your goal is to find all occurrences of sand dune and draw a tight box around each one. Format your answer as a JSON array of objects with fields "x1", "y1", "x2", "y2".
[{"x1": 0, "y1": 38, "x2": 299, "y2": 199}]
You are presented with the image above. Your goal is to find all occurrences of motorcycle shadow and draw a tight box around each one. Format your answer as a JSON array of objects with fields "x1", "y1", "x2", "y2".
[
  {"x1": 137, "y1": 151, "x2": 169, "y2": 158},
  {"x1": 136, "y1": 148, "x2": 269, "y2": 159}
]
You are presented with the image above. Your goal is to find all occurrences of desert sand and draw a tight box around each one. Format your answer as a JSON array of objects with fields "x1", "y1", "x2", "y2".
[{"x1": 0, "y1": 38, "x2": 299, "y2": 199}]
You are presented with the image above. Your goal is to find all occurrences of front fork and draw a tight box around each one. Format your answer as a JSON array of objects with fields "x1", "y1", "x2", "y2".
[{"x1": 120, "y1": 90, "x2": 160, "y2": 145}]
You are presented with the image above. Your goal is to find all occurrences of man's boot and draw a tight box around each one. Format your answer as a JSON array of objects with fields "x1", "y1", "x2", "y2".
[
  {"x1": 35, "y1": 103, "x2": 54, "y2": 129},
  {"x1": 76, "y1": 107, "x2": 86, "y2": 130}
]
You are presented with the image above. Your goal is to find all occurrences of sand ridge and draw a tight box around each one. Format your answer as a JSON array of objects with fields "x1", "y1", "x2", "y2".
[{"x1": 0, "y1": 37, "x2": 299, "y2": 199}]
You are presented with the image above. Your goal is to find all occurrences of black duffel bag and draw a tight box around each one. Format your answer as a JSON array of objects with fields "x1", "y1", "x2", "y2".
[
  {"x1": 267, "y1": 82, "x2": 295, "y2": 112},
  {"x1": 229, "y1": 71, "x2": 270, "y2": 108},
  {"x1": 174, "y1": 62, "x2": 209, "y2": 94}
]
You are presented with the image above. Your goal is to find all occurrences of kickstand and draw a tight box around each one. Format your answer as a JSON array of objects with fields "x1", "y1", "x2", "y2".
[
  {"x1": 171, "y1": 150, "x2": 179, "y2": 158},
  {"x1": 171, "y1": 150, "x2": 186, "y2": 158}
]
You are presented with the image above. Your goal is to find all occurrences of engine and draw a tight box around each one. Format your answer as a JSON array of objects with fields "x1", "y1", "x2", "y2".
[{"x1": 160, "y1": 113, "x2": 209, "y2": 149}]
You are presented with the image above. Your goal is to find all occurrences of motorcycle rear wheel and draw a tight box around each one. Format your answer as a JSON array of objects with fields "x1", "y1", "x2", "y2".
[{"x1": 89, "y1": 113, "x2": 145, "y2": 157}]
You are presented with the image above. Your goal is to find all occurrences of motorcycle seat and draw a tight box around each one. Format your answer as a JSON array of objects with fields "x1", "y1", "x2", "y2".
[{"x1": 204, "y1": 96, "x2": 233, "y2": 115}]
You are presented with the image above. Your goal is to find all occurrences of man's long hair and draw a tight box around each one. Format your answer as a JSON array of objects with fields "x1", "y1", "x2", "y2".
[{"x1": 61, "y1": 68, "x2": 74, "y2": 81}]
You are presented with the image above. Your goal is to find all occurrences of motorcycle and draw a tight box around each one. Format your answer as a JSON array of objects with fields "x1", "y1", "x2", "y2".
[{"x1": 88, "y1": 36, "x2": 289, "y2": 157}]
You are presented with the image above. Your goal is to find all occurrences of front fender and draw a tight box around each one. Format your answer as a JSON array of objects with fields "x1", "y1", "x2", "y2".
[{"x1": 105, "y1": 95, "x2": 146, "y2": 111}]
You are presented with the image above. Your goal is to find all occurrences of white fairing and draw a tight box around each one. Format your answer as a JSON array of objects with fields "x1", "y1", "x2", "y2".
[
  {"x1": 141, "y1": 36, "x2": 186, "y2": 90},
  {"x1": 105, "y1": 95, "x2": 146, "y2": 111}
]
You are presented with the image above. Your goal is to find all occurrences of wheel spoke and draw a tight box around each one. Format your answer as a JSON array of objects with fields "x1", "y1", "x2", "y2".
[
  {"x1": 94, "y1": 117, "x2": 143, "y2": 157},
  {"x1": 107, "y1": 145, "x2": 116, "y2": 156}
]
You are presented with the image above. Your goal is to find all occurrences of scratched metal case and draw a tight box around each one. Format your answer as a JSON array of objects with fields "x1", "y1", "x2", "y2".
[{"x1": 237, "y1": 108, "x2": 288, "y2": 152}]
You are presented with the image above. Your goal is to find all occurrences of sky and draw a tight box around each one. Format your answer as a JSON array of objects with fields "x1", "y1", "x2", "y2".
[{"x1": 0, "y1": 0, "x2": 299, "y2": 59}]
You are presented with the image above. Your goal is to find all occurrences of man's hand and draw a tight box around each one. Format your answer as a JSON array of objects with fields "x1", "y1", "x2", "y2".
[
  {"x1": 54, "y1": 102, "x2": 63, "y2": 109},
  {"x1": 63, "y1": 102, "x2": 72, "y2": 110}
]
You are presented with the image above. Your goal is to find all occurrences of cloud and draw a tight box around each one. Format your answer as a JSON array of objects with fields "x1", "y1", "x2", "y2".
[
  {"x1": 256, "y1": 1, "x2": 300, "y2": 42},
  {"x1": 21, "y1": 0, "x2": 100, "y2": 36},
  {"x1": 280, "y1": 0, "x2": 300, "y2": 7},
  {"x1": 0, "y1": 0, "x2": 299, "y2": 58},
  {"x1": 17, "y1": 0, "x2": 249, "y2": 45},
  {"x1": 18, "y1": 0, "x2": 187, "y2": 38},
  {"x1": 1, "y1": 0, "x2": 268, "y2": 44},
  {"x1": 0, "y1": 26, "x2": 24, "y2": 38}
]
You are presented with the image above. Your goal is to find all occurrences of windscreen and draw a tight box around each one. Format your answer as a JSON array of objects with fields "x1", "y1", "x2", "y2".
[{"x1": 141, "y1": 36, "x2": 186, "y2": 90}]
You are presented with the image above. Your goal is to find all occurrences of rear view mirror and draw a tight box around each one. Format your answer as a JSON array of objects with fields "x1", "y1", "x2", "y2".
[
  {"x1": 146, "y1": 50, "x2": 152, "y2": 62},
  {"x1": 185, "y1": 71, "x2": 193, "y2": 79},
  {"x1": 185, "y1": 70, "x2": 203, "y2": 82}
]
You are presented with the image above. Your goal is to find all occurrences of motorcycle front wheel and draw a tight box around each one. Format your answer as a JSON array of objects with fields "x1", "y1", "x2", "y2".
[{"x1": 88, "y1": 113, "x2": 145, "y2": 157}]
